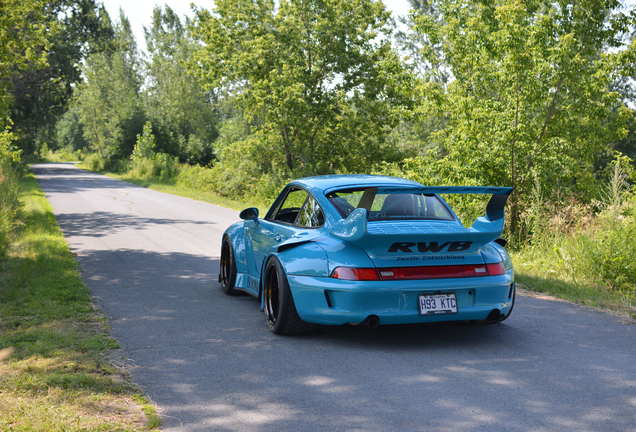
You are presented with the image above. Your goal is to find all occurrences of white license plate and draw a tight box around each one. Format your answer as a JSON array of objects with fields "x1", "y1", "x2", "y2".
[{"x1": 419, "y1": 294, "x2": 457, "y2": 315}]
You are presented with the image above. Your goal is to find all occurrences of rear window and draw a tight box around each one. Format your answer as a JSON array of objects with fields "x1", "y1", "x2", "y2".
[{"x1": 326, "y1": 188, "x2": 454, "y2": 221}]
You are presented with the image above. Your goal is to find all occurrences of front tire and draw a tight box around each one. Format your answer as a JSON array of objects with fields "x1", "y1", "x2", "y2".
[
  {"x1": 219, "y1": 237, "x2": 239, "y2": 295},
  {"x1": 263, "y1": 257, "x2": 310, "y2": 335}
]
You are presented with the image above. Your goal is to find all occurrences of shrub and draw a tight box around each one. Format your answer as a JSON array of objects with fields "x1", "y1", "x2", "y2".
[
  {"x1": 0, "y1": 129, "x2": 22, "y2": 260},
  {"x1": 176, "y1": 164, "x2": 216, "y2": 190},
  {"x1": 129, "y1": 153, "x2": 179, "y2": 181},
  {"x1": 83, "y1": 153, "x2": 106, "y2": 172},
  {"x1": 131, "y1": 122, "x2": 157, "y2": 162}
]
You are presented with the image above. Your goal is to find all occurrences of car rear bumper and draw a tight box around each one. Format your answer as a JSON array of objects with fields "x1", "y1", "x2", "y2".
[{"x1": 287, "y1": 272, "x2": 515, "y2": 325}]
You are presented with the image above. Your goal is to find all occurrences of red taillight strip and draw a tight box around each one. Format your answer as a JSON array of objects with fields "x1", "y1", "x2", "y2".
[{"x1": 330, "y1": 263, "x2": 505, "y2": 281}]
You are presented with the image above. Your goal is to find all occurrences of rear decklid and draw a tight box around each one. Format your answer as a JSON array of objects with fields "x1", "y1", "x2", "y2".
[{"x1": 328, "y1": 186, "x2": 512, "y2": 267}]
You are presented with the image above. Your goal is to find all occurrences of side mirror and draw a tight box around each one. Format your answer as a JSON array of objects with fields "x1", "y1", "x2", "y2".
[
  {"x1": 240, "y1": 207, "x2": 259, "y2": 220},
  {"x1": 494, "y1": 238, "x2": 507, "y2": 247}
]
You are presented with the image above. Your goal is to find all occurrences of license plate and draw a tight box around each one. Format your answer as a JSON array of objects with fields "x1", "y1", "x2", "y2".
[{"x1": 419, "y1": 294, "x2": 457, "y2": 315}]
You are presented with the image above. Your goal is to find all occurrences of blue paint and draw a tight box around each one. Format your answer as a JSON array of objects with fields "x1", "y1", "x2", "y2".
[{"x1": 224, "y1": 174, "x2": 515, "y2": 326}]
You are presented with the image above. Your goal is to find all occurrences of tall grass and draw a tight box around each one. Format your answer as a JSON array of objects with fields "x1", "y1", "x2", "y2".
[
  {"x1": 514, "y1": 164, "x2": 636, "y2": 318},
  {"x1": 0, "y1": 130, "x2": 22, "y2": 260}
]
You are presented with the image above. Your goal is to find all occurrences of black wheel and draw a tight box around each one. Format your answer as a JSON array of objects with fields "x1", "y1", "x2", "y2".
[
  {"x1": 263, "y1": 257, "x2": 310, "y2": 335},
  {"x1": 219, "y1": 237, "x2": 239, "y2": 295}
]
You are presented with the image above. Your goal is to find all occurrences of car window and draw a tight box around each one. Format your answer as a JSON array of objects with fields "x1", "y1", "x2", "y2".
[
  {"x1": 272, "y1": 188, "x2": 308, "y2": 224},
  {"x1": 327, "y1": 188, "x2": 453, "y2": 221},
  {"x1": 296, "y1": 195, "x2": 324, "y2": 228}
]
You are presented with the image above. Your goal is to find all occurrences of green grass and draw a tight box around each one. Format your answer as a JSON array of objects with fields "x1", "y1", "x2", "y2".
[
  {"x1": 513, "y1": 270, "x2": 635, "y2": 320},
  {"x1": 111, "y1": 173, "x2": 264, "y2": 212},
  {"x1": 512, "y1": 207, "x2": 636, "y2": 320},
  {"x1": 0, "y1": 173, "x2": 160, "y2": 431}
]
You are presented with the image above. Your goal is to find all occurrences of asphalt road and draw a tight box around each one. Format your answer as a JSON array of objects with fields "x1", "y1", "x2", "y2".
[{"x1": 33, "y1": 163, "x2": 635, "y2": 432}]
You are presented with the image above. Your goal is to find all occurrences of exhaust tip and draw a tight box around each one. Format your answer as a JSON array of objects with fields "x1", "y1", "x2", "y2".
[
  {"x1": 486, "y1": 309, "x2": 502, "y2": 323},
  {"x1": 361, "y1": 315, "x2": 380, "y2": 328}
]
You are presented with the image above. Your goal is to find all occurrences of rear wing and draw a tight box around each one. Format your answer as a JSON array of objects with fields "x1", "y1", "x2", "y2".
[{"x1": 329, "y1": 186, "x2": 513, "y2": 243}]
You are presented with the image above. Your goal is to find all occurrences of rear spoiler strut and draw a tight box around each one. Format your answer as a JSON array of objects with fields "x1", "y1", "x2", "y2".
[{"x1": 329, "y1": 186, "x2": 513, "y2": 242}]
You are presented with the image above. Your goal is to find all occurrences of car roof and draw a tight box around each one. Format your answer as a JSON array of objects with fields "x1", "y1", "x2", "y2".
[{"x1": 292, "y1": 174, "x2": 422, "y2": 192}]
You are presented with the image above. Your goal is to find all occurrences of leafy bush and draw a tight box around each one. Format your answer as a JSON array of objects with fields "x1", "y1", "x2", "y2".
[
  {"x1": 176, "y1": 164, "x2": 216, "y2": 190},
  {"x1": 0, "y1": 129, "x2": 22, "y2": 259},
  {"x1": 515, "y1": 184, "x2": 636, "y2": 315},
  {"x1": 83, "y1": 153, "x2": 106, "y2": 172},
  {"x1": 129, "y1": 153, "x2": 179, "y2": 181},
  {"x1": 44, "y1": 146, "x2": 82, "y2": 162},
  {"x1": 128, "y1": 123, "x2": 179, "y2": 181},
  {"x1": 131, "y1": 122, "x2": 157, "y2": 161}
]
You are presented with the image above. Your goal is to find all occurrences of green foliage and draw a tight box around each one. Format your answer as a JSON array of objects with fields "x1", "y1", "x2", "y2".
[
  {"x1": 73, "y1": 12, "x2": 144, "y2": 166},
  {"x1": 191, "y1": 0, "x2": 413, "y2": 195},
  {"x1": 144, "y1": 6, "x2": 218, "y2": 165},
  {"x1": 131, "y1": 121, "x2": 157, "y2": 161},
  {"x1": 408, "y1": 0, "x2": 634, "y2": 242},
  {"x1": 128, "y1": 121, "x2": 179, "y2": 181},
  {"x1": 128, "y1": 153, "x2": 179, "y2": 181},
  {"x1": 0, "y1": 0, "x2": 49, "y2": 125},
  {"x1": 0, "y1": 128, "x2": 22, "y2": 259},
  {"x1": 515, "y1": 193, "x2": 636, "y2": 317},
  {"x1": 9, "y1": 1, "x2": 114, "y2": 155},
  {"x1": 82, "y1": 153, "x2": 106, "y2": 172},
  {"x1": 55, "y1": 107, "x2": 88, "y2": 151}
]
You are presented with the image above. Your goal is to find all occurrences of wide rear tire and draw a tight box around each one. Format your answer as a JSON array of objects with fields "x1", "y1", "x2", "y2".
[
  {"x1": 263, "y1": 257, "x2": 310, "y2": 335},
  {"x1": 219, "y1": 237, "x2": 240, "y2": 295}
]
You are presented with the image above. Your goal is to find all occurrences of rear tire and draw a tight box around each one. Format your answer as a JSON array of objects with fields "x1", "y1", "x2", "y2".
[
  {"x1": 219, "y1": 237, "x2": 239, "y2": 295},
  {"x1": 263, "y1": 257, "x2": 310, "y2": 335}
]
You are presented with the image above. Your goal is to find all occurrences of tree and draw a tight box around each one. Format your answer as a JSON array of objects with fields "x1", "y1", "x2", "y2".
[
  {"x1": 144, "y1": 6, "x2": 218, "y2": 165},
  {"x1": 0, "y1": 0, "x2": 49, "y2": 127},
  {"x1": 9, "y1": 0, "x2": 114, "y2": 155},
  {"x1": 55, "y1": 105, "x2": 87, "y2": 151},
  {"x1": 407, "y1": 0, "x2": 634, "y2": 238},
  {"x1": 190, "y1": 0, "x2": 413, "y2": 187},
  {"x1": 73, "y1": 11, "x2": 144, "y2": 165}
]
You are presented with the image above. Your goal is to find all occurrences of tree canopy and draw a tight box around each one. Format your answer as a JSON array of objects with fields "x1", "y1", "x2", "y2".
[{"x1": 3, "y1": 0, "x2": 636, "y2": 242}]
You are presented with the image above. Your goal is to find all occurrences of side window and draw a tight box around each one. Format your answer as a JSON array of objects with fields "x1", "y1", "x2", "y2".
[
  {"x1": 297, "y1": 195, "x2": 324, "y2": 228},
  {"x1": 272, "y1": 188, "x2": 308, "y2": 224}
]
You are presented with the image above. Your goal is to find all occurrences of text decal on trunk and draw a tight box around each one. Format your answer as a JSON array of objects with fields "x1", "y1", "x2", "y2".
[{"x1": 388, "y1": 241, "x2": 473, "y2": 253}]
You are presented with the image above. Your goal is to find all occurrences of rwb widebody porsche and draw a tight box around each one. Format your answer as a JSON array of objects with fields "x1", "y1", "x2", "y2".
[{"x1": 219, "y1": 175, "x2": 515, "y2": 334}]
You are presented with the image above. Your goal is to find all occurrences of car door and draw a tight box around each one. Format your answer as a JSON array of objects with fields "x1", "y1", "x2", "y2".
[{"x1": 245, "y1": 186, "x2": 310, "y2": 284}]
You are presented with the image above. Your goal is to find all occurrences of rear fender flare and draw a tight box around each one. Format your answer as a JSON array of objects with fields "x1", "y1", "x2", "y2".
[{"x1": 258, "y1": 242, "x2": 329, "y2": 310}]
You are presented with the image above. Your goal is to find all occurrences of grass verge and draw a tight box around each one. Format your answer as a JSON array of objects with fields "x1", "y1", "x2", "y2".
[
  {"x1": 512, "y1": 269, "x2": 635, "y2": 320},
  {"x1": 110, "y1": 173, "x2": 261, "y2": 212},
  {"x1": 0, "y1": 173, "x2": 160, "y2": 431}
]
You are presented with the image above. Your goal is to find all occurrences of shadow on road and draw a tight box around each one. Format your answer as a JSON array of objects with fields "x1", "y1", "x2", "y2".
[
  {"x1": 56, "y1": 211, "x2": 214, "y2": 237},
  {"x1": 74, "y1": 247, "x2": 636, "y2": 432},
  {"x1": 32, "y1": 163, "x2": 146, "y2": 194}
]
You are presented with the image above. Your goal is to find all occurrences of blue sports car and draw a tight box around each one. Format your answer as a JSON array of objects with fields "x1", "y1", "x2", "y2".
[{"x1": 219, "y1": 175, "x2": 515, "y2": 335}]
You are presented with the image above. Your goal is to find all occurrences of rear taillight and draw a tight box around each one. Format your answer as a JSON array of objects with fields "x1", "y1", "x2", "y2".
[
  {"x1": 330, "y1": 267, "x2": 380, "y2": 281},
  {"x1": 330, "y1": 263, "x2": 506, "y2": 281},
  {"x1": 486, "y1": 262, "x2": 505, "y2": 276}
]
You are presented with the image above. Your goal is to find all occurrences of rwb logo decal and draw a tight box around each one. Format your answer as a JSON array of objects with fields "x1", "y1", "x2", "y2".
[{"x1": 388, "y1": 241, "x2": 472, "y2": 253}]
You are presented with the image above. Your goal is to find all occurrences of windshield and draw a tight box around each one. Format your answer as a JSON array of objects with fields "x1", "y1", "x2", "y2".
[{"x1": 326, "y1": 188, "x2": 454, "y2": 221}]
